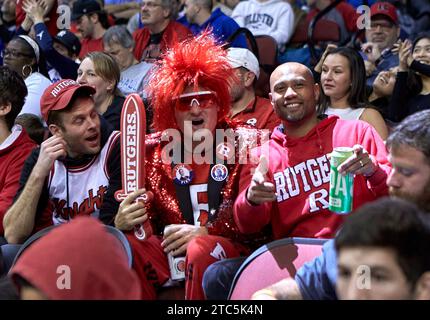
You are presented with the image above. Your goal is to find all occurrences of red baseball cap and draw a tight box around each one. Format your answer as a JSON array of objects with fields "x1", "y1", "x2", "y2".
[
  {"x1": 40, "y1": 79, "x2": 95, "y2": 122},
  {"x1": 370, "y1": 2, "x2": 398, "y2": 25}
]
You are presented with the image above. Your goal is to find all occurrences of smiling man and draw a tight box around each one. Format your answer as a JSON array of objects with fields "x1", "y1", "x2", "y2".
[
  {"x1": 3, "y1": 79, "x2": 121, "y2": 244},
  {"x1": 234, "y1": 62, "x2": 391, "y2": 240},
  {"x1": 202, "y1": 61, "x2": 391, "y2": 300},
  {"x1": 362, "y1": 2, "x2": 401, "y2": 87},
  {"x1": 101, "y1": 34, "x2": 269, "y2": 300}
]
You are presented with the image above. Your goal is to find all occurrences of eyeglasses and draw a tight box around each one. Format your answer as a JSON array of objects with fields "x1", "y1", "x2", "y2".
[
  {"x1": 370, "y1": 22, "x2": 394, "y2": 31},
  {"x1": 174, "y1": 91, "x2": 218, "y2": 111},
  {"x1": 1, "y1": 49, "x2": 33, "y2": 59},
  {"x1": 141, "y1": 1, "x2": 163, "y2": 9}
]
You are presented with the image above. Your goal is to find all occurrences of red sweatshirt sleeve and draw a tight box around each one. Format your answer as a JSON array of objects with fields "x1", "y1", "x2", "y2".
[
  {"x1": 233, "y1": 149, "x2": 273, "y2": 234},
  {"x1": 0, "y1": 146, "x2": 34, "y2": 235}
]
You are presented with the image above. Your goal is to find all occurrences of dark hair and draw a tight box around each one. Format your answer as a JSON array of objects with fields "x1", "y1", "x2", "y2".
[
  {"x1": 406, "y1": 32, "x2": 430, "y2": 95},
  {"x1": 318, "y1": 47, "x2": 369, "y2": 114},
  {"x1": 90, "y1": 10, "x2": 111, "y2": 30},
  {"x1": 15, "y1": 113, "x2": 46, "y2": 144},
  {"x1": 14, "y1": 36, "x2": 50, "y2": 79},
  {"x1": 386, "y1": 109, "x2": 430, "y2": 165},
  {"x1": 0, "y1": 66, "x2": 28, "y2": 130},
  {"x1": 335, "y1": 197, "x2": 430, "y2": 288}
]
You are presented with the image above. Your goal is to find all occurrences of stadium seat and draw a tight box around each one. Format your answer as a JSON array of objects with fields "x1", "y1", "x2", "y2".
[
  {"x1": 254, "y1": 35, "x2": 278, "y2": 98},
  {"x1": 228, "y1": 237, "x2": 327, "y2": 300}
]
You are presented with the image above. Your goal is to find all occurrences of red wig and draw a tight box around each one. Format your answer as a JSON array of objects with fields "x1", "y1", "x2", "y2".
[{"x1": 148, "y1": 32, "x2": 234, "y2": 132}]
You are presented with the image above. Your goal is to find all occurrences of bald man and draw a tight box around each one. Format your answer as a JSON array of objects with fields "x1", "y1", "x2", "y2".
[{"x1": 202, "y1": 62, "x2": 391, "y2": 299}]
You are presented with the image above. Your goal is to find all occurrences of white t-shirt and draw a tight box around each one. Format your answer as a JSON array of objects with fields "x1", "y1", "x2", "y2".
[
  {"x1": 231, "y1": 0, "x2": 294, "y2": 50},
  {"x1": 326, "y1": 107, "x2": 365, "y2": 121},
  {"x1": 21, "y1": 72, "x2": 52, "y2": 118},
  {"x1": 118, "y1": 61, "x2": 153, "y2": 98}
]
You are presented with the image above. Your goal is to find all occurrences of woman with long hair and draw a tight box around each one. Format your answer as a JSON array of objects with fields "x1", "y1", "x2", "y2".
[
  {"x1": 77, "y1": 51, "x2": 124, "y2": 130},
  {"x1": 389, "y1": 32, "x2": 430, "y2": 123},
  {"x1": 2, "y1": 35, "x2": 51, "y2": 119},
  {"x1": 318, "y1": 47, "x2": 388, "y2": 140}
]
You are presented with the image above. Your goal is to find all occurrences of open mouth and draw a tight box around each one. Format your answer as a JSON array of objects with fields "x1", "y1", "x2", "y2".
[
  {"x1": 85, "y1": 133, "x2": 98, "y2": 144},
  {"x1": 418, "y1": 59, "x2": 430, "y2": 65},
  {"x1": 192, "y1": 119, "x2": 204, "y2": 126}
]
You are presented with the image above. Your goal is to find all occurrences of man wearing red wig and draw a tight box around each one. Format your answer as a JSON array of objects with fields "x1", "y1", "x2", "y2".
[{"x1": 100, "y1": 33, "x2": 269, "y2": 300}]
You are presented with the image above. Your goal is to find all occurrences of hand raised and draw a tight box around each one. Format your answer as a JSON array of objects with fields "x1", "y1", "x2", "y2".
[{"x1": 246, "y1": 155, "x2": 277, "y2": 205}]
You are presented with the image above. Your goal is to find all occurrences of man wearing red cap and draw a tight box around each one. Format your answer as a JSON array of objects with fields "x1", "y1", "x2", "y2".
[
  {"x1": 3, "y1": 79, "x2": 121, "y2": 245},
  {"x1": 362, "y1": 1, "x2": 401, "y2": 87}
]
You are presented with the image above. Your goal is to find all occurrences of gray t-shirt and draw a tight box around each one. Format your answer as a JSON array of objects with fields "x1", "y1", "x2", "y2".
[{"x1": 118, "y1": 61, "x2": 153, "y2": 98}]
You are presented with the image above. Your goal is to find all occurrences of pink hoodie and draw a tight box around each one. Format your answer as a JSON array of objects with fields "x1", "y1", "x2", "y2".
[{"x1": 234, "y1": 115, "x2": 391, "y2": 239}]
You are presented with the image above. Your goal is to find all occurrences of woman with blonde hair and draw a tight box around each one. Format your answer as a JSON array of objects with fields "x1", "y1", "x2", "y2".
[{"x1": 77, "y1": 51, "x2": 124, "y2": 130}]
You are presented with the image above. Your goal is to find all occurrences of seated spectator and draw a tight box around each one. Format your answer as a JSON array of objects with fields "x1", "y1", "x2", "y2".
[
  {"x1": 9, "y1": 216, "x2": 141, "y2": 299},
  {"x1": 22, "y1": 0, "x2": 80, "y2": 82},
  {"x1": 306, "y1": 0, "x2": 358, "y2": 45},
  {"x1": 15, "y1": 114, "x2": 46, "y2": 145},
  {"x1": 231, "y1": 0, "x2": 294, "y2": 52},
  {"x1": 318, "y1": 46, "x2": 388, "y2": 139},
  {"x1": 368, "y1": 67, "x2": 397, "y2": 123},
  {"x1": 2, "y1": 36, "x2": 51, "y2": 119},
  {"x1": 388, "y1": 32, "x2": 430, "y2": 123},
  {"x1": 226, "y1": 47, "x2": 279, "y2": 131},
  {"x1": 0, "y1": 0, "x2": 16, "y2": 36},
  {"x1": 180, "y1": 0, "x2": 247, "y2": 48},
  {"x1": 251, "y1": 109, "x2": 430, "y2": 300},
  {"x1": 133, "y1": 0, "x2": 192, "y2": 62},
  {"x1": 0, "y1": 67, "x2": 37, "y2": 238},
  {"x1": 77, "y1": 52, "x2": 125, "y2": 131},
  {"x1": 361, "y1": 2, "x2": 400, "y2": 87},
  {"x1": 72, "y1": 0, "x2": 109, "y2": 60},
  {"x1": 103, "y1": 25, "x2": 152, "y2": 98},
  {"x1": 203, "y1": 61, "x2": 391, "y2": 300},
  {"x1": 3, "y1": 79, "x2": 120, "y2": 245},
  {"x1": 335, "y1": 198, "x2": 430, "y2": 300}
]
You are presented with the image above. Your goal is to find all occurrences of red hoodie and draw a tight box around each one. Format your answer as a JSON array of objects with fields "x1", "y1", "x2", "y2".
[
  {"x1": 0, "y1": 126, "x2": 36, "y2": 236},
  {"x1": 234, "y1": 115, "x2": 391, "y2": 240},
  {"x1": 10, "y1": 216, "x2": 142, "y2": 300}
]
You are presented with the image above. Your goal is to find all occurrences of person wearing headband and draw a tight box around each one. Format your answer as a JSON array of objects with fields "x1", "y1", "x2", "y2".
[{"x1": 2, "y1": 36, "x2": 51, "y2": 119}]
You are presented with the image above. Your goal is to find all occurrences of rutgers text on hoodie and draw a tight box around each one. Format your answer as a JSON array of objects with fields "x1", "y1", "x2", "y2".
[
  {"x1": 234, "y1": 116, "x2": 391, "y2": 240},
  {"x1": 231, "y1": 0, "x2": 295, "y2": 51}
]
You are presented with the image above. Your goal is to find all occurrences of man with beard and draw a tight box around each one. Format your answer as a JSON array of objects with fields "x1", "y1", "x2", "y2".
[
  {"x1": 226, "y1": 47, "x2": 279, "y2": 132},
  {"x1": 252, "y1": 109, "x2": 430, "y2": 300},
  {"x1": 203, "y1": 61, "x2": 390, "y2": 299},
  {"x1": 361, "y1": 2, "x2": 401, "y2": 87},
  {"x1": 72, "y1": 0, "x2": 109, "y2": 59},
  {"x1": 3, "y1": 79, "x2": 120, "y2": 244}
]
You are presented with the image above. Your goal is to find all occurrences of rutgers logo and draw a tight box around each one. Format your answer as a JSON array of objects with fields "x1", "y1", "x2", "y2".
[{"x1": 53, "y1": 185, "x2": 107, "y2": 220}]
